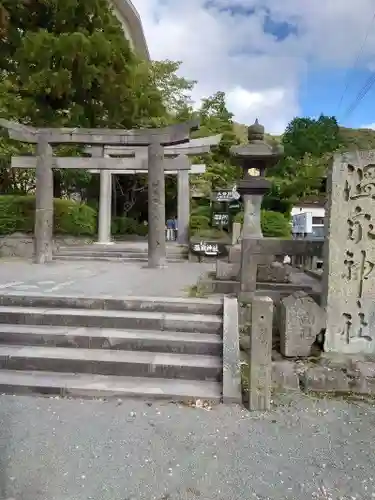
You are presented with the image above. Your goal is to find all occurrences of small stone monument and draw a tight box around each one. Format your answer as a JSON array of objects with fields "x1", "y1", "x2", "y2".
[
  {"x1": 323, "y1": 151, "x2": 375, "y2": 354},
  {"x1": 279, "y1": 291, "x2": 326, "y2": 357},
  {"x1": 230, "y1": 120, "x2": 284, "y2": 300}
]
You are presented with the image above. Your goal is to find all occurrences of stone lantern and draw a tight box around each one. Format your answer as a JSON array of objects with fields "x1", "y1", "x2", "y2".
[
  {"x1": 231, "y1": 119, "x2": 284, "y2": 238},
  {"x1": 230, "y1": 119, "x2": 284, "y2": 300}
]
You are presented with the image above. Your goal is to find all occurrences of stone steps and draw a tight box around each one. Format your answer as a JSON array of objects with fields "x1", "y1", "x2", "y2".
[
  {"x1": 0, "y1": 370, "x2": 222, "y2": 402},
  {"x1": 54, "y1": 245, "x2": 188, "y2": 262},
  {"x1": 0, "y1": 324, "x2": 222, "y2": 355},
  {"x1": 0, "y1": 294, "x2": 222, "y2": 315},
  {"x1": 54, "y1": 255, "x2": 184, "y2": 263},
  {"x1": 0, "y1": 294, "x2": 225, "y2": 402},
  {"x1": 0, "y1": 306, "x2": 222, "y2": 333},
  {"x1": 0, "y1": 345, "x2": 222, "y2": 380}
]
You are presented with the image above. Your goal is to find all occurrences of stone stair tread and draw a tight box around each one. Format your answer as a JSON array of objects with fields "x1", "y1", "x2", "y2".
[
  {"x1": 54, "y1": 256, "x2": 184, "y2": 262},
  {"x1": 0, "y1": 324, "x2": 223, "y2": 344},
  {"x1": 0, "y1": 369, "x2": 222, "y2": 400},
  {"x1": 0, "y1": 345, "x2": 222, "y2": 368},
  {"x1": 0, "y1": 306, "x2": 221, "y2": 324}
]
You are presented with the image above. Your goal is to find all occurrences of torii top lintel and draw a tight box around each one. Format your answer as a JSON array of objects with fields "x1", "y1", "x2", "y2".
[{"x1": 0, "y1": 119, "x2": 200, "y2": 146}]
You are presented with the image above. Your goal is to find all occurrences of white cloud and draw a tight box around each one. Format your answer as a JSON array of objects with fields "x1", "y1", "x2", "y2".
[
  {"x1": 360, "y1": 123, "x2": 375, "y2": 129},
  {"x1": 132, "y1": 0, "x2": 375, "y2": 134}
]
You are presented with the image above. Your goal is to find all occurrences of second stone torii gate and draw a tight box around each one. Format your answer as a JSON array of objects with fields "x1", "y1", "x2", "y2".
[
  {"x1": 3, "y1": 118, "x2": 199, "y2": 267},
  {"x1": 91, "y1": 134, "x2": 222, "y2": 246},
  {"x1": 86, "y1": 162, "x2": 207, "y2": 246}
]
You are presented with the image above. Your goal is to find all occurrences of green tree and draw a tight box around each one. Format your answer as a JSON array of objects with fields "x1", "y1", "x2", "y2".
[
  {"x1": 282, "y1": 114, "x2": 342, "y2": 160},
  {"x1": 192, "y1": 91, "x2": 241, "y2": 192},
  {"x1": 0, "y1": 0, "x2": 166, "y2": 196},
  {"x1": 150, "y1": 60, "x2": 196, "y2": 118}
]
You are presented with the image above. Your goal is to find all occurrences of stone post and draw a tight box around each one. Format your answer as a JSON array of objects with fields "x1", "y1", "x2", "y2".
[
  {"x1": 177, "y1": 168, "x2": 190, "y2": 245},
  {"x1": 34, "y1": 135, "x2": 53, "y2": 264},
  {"x1": 93, "y1": 146, "x2": 112, "y2": 245},
  {"x1": 248, "y1": 296, "x2": 273, "y2": 411},
  {"x1": 148, "y1": 140, "x2": 166, "y2": 267}
]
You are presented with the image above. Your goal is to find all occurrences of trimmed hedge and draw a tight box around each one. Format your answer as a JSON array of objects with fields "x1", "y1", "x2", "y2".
[
  {"x1": 234, "y1": 210, "x2": 291, "y2": 238},
  {"x1": 0, "y1": 195, "x2": 96, "y2": 236}
]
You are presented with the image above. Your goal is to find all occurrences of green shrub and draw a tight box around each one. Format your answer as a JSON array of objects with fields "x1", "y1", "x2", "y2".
[
  {"x1": 111, "y1": 216, "x2": 148, "y2": 236},
  {"x1": 191, "y1": 204, "x2": 211, "y2": 219},
  {"x1": 191, "y1": 228, "x2": 230, "y2": 242},
  {"x1": 233, "y1": 210, "x2": 291, "y2": 238},
  {"x1": 189, "y1": 215, "x2": 210, "y2": 232},
  {"x1": 0, "y1": 195, "x2": 96, "y2": 236}
]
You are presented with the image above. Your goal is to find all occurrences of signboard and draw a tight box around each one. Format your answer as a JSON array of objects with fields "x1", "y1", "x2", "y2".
[
  {"x1": 190, "y1": 241, "x2": 228, "y2": 257},
  {"x1": 215, "y1": 190, "x2": 233, "y2": 202},
  {"x1": 212, "y1": 212, "x2": 229, "y2": 226},
  {"x1": 214, "y1": 187, "x2": 240, "y2": 203},
  {"x1": 292, "y1": 212, "x2": 313, "y2": 234},
  {"x1": 228, "y1": 200, "x2": 241, "y2": 210}
]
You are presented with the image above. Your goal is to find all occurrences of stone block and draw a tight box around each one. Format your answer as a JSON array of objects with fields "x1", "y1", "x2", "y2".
[
  {"x1": 301, "y1": 365, "x2": 351, "y2": 392},
  {"x1": 257, "y1": 262, "x2": 291, "y2": 283},
  {"x1": 272, "y1": 361, "x2": 300, "y2": 390},
  {"x1": 279, "y1": 291, "x2": 326, "y2": 357},
  {"x1": 350, "y1": 360, "x2": 375, "y2": 394},
  {"x1": 216, "y1": 261, "x2": 239, "y2": 280}
]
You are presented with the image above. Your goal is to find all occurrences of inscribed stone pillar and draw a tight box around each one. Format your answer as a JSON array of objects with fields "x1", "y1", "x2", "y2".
[
  {"x1": 93, "y1": 147, "x2": 112, "y2": 245},
  {"x1": 323, "y1": 151, "x2": 375, "y2": 354},
  {"x1": 34, "y1": 135, "x2": 53, "y2": 264},
  {"x1": 148, "y1": 140, "x2": 166, "y2": 267},
  {"x1": 177, "y1": 169, "x2": 190, "y2": 245}
]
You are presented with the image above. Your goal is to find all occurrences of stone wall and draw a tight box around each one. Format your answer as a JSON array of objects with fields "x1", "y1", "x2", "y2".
[{"x1": 0, "y1": 233, "x2": 94, "y2": 259}]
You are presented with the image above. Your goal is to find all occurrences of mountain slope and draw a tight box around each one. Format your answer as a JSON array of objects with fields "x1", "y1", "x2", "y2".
[{"x1": 234, "y1": 122, "x2": 375, "y2": 150}]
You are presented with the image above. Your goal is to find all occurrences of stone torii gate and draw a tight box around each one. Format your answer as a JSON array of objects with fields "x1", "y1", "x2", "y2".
[
  {"x1": 86, "y1": 134, "x2": 222, "y2": 246},
  {"x1": 1, "y1": 118, "x2": 199, "y2": 267}
]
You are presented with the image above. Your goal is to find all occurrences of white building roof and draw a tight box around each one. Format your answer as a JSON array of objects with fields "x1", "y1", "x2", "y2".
[{"x1": 110, "y1": 0, "x2": 150, "y2": 60}]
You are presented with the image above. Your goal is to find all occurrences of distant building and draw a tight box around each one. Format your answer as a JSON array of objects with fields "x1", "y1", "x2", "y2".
[
  {"x1": 110, "y1": 0, "x2": 149, "y2": 60},
  {"x1": 291, "y1": 197, "x2": 325, "y2": 239}
]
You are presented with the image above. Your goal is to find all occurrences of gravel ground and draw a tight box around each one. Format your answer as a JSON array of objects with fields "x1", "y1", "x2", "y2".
[{"x1": 1, "y1": 392, "x2": 375, "y2": 500}]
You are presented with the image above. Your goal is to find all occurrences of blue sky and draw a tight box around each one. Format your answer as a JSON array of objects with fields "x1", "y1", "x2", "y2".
[{"x1": 133, "y1": 0, "x2": 375, "y2": 134}]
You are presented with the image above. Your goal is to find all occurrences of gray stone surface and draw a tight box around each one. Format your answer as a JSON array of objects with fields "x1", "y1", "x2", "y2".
[
  {"x1": 1, "y1": 393, "x2": 375, "y2": 500},
  {"x1": 177, "y1": 169, "x2": 190, "y2": 245},
  {"x1": 0, "y1": 323, "x2": 223, "y2": 355},
  {"x1": 148, "y1": 141, "x2": 167, "y2": 268},
  {"x1": 222, "y1": 296, "x2": 241, "y2": 404},
  {"x1": 0, "y1": 345, "x2": 222, "y2": 380},
  {"x1": 0, "y1": 259, "x2": 215, "y2": 297},
  {"x1": 248, "y1": 296, "x2": 273, "y2": 411},
  {"x1": 257, "y1": 262, "x2": 291, "y2": 283},
  {"x1": 34, "y1": 137, "x2": 53, "y2": 264},
  {"x1": 323, "y1": 151, "x2": 375, "y2": 354},
  {"x1": 216, "y1": 260, "x2": 239, "y2": 280},
  {"x1": 271, "y1": 360, "x2": 300, "y2": 390},
  {"x1": 0, "y1": 234, "x2": 94, "y2": 259},
  {"x1": 0, "y1": 306, "x2": 222, "y2": 333},
  {"x1": 279, "y1": 291, "x2": 326, "y2": 357}
]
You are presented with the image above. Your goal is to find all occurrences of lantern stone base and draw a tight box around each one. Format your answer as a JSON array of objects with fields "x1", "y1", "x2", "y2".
[{"x1": 216, "y1": 259, "x2": 291, "y2": 283}]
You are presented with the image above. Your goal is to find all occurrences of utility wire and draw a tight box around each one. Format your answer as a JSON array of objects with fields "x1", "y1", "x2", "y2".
[
  {"x1": 337, "y1": 9, "x2": 375, "y2": 117},
  {"x1": 343, "y1": 71, "x2": 375, "y2": 119}
]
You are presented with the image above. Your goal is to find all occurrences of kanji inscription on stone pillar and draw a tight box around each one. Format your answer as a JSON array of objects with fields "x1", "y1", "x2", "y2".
[{"x1": 323, "y1": 151, "x2": 375, "y2": 353}]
